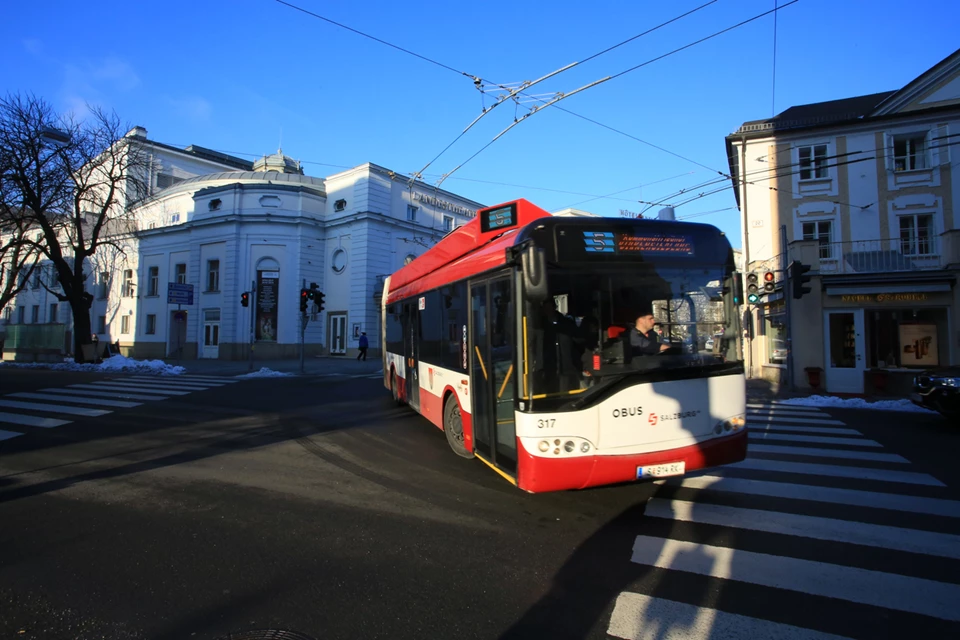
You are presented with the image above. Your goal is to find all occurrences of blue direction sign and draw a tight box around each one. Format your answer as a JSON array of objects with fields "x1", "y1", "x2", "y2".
[{"x1": 167, "y1": 282, "x2": 195, "y2": 305}]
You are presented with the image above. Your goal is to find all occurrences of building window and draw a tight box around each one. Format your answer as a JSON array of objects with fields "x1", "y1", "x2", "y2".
[
  {"x1": 30, "y1": 268, "x2": 41, "y2": 289},
  {"x1": 334, "y1": 199, "x2": 347, "y2": 212},
  {"x1": 443, "y1": 215, "x2": 454, "y2": 232},
  {"x1": 802, "y1": 220, "x2": 833, "y2": 260},
  {"x1": 147, "y1": 266, "x2": 159, "y2": 296},
  {"x1": 31, "y1": 305, "x2": 39, "y2": 323},
  {"x1": 404, "y1": 254, "x2": 417, "y2": 266},
  {"x1": 156, "y1": 174, "x2": 184, "y2": 189},
  {"x1": 146, "y1": 314, "x2": 157, "y2": 335},
  {"x1": 99, "y1": 271, "x2": 109, "y2": 299},
  {"x1": 899, "y1": 214, "x2": 935, "y2": 255},
  {"x1": 798, "y1": 144, "x2": 828, "y2": 180},
  {"x1": 121, "y1": 316, "x2": 130, "y2": 334},
  {"x1": 49, "y1": 303, "x2": 57, "y2": 323},
  {"x1": 175, "y1": 263, "x2": 187, "y2": 284},
  {"x1": 2, "y1": 307, "x2": 10, "y2": 321},
  {"x1": 98, "y1": 315, "x2": 107, "y2": 333},
  {"x1": 171, "y1": 213, "x2": 181, "y2": 224},
  {"x1": 148, "y1": 222, "x2": 156, "y2": 229},
  {"x1": 893, "y1": 133, "x2": 928, "y2": 172},
  {"x1": 407, "y1": 205, "x2": 418, "y2": 222},
  {"x1": 122, "y1": 269, "x2": 135, "y2": 297},
  {"x1": 206, "y1": 259, "x2": 220, "y2": 292},
  {"x1": 17, "y1": 306, "x2": 25, "y2": 323}
]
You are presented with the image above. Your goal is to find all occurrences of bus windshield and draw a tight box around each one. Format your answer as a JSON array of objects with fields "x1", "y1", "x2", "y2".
[{"x1": 523, "y1": 262, "x2": 742, "y2": 411}]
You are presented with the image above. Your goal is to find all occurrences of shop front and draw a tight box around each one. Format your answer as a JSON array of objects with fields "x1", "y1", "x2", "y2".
[{"x1": 820, "y1": 285, "x2": 955, "y2": 395}]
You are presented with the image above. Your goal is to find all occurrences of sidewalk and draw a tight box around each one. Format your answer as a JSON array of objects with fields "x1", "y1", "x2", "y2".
[{"x1": 162, "y1": 355, "x2": 384, "y2": 377}]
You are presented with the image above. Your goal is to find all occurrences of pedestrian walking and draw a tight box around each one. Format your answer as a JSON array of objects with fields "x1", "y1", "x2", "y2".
[{"x1": 357, "y1": 331, "x2": 368, "y2": 361}]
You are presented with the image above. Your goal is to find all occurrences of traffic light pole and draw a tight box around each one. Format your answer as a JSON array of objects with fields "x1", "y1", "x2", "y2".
[
  {"x1": 300, "y1": 279, "x2": 307, "y2": 375},
  {"x1": 249, "y1": 279, "x2": 256, "y2": 372},
  {"x1": 781, "y1": 225, "x2": 795, "y2": 391}
]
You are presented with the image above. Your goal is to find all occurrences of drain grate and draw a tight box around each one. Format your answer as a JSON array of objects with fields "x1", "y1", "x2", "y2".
[{"x1": 215, "y1": 631, "x2": 317, "y2": 640}]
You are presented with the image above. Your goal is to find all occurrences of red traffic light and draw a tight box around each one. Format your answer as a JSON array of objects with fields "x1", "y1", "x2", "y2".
[
  {"x1": 763, "y1": 272, "x2": 775, "y2": 282},
  {"x1": 240, "y1": 292, "x2": 249, "y2": 307}
]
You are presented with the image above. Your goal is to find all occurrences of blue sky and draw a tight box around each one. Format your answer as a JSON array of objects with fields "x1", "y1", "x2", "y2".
[{"x1": 3, "y1": 0, "x2": 958, "y2": 247}]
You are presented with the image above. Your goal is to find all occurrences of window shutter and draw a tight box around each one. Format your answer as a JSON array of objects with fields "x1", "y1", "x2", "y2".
[
  {"x1": 883, "y1": 132, "x2": 895, "y2": 173},
  {"x1": 931, "y1": 125, "x2": 950, "y2": 166}
]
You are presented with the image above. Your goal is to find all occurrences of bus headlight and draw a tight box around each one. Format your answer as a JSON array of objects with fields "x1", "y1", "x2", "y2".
[
  {"x1": 563, "y1": 441, "x2": 575, "y2": 453},
  {"x1": 538, "y1": 440, "x2": 550, "y2": 452},
  {"x1": 580, "y1": 442, "x2": 590, "y2": 453},
  {"x1": 716, "y1": 416, "x2": 746, "y2": 433}
]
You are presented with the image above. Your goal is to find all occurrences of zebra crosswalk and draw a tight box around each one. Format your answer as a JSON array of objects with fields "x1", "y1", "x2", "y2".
[
  {"x1": 606, "y1": 400, "x2": 960, "y2": 639},
  {"x1": 0, "y1": 374, "x2": 240, "y2": 442}
]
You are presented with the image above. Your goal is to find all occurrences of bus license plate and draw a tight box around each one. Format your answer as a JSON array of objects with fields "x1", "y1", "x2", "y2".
[{"x1": 637, "y1": 462, "x2": 685, "y2": 479}]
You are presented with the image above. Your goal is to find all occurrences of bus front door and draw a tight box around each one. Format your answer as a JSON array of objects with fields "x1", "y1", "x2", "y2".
[
  {"x1": 470, "y1": 275, "x2": 517, "y2": 476},
  {"x1": 405, "y1": 301, "x2": 420, "y2": 411}
]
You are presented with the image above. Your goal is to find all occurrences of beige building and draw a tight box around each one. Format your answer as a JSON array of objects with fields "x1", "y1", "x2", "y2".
[{"x1": 726, "y1": 48, "x2": 960, "y2": 396}]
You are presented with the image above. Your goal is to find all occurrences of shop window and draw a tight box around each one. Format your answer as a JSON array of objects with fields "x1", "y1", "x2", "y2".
[
  {"x1": 802, "y1": 220, "x2": 833, "y2": 260},
  {"x1": 798, "y1": 144, "x2": 828, "y2": 180},
  {"x1": 898, "y1": 214, "x2": 935, "y2": 255},
  {"x1": 867, "y1": 308, "x2": 945, "y2": 369},
  {"x1": 764, "y1": 303, "x2": 787, "y2": 364}
]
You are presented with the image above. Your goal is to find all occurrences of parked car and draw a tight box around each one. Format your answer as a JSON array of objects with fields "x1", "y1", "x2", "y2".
[{"x1": 911, "y1": 367, "x2": 960, "y2": 420}]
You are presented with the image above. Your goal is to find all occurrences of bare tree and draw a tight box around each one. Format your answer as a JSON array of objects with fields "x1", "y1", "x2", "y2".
[{"x1": 0, "y1": 93, "x2": 149, "y2": 362}]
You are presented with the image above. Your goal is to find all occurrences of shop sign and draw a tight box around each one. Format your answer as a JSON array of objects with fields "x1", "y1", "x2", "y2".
[{"x1": 839, "y1": 293, "x2": 929, "y2": 304}]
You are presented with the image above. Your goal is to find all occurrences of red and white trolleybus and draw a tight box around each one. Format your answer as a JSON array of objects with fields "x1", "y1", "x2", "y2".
[{"x1": 382, "y1": 198, "x2": 747, "y2": 492}]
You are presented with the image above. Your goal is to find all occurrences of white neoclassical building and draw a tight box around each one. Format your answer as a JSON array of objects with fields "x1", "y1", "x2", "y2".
[{"x1": 2, "y1": 127, "x2": 483, "y2": 360}]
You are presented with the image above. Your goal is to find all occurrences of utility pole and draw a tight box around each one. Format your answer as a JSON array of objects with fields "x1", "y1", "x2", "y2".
[
  {"x1": 740, "y1": 134, "x2": 753, "y2": 379},
  {"x1": 300, "y1": 278, "x2": 307, "y2": 374}
]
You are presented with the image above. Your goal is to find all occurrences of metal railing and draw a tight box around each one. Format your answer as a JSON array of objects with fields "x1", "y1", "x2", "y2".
[{"x1": 816, "y1": 236, "x2": 942, "y2": 274}]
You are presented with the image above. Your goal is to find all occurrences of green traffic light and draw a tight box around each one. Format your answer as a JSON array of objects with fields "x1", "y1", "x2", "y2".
[{"x1": 747, "y1": 293, "x2": 760, "y2": 303}]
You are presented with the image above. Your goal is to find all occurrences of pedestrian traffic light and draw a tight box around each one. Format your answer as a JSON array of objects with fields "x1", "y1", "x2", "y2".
[
  {"x1": 240, "y1": 291, "x2": 249, "y2": 307},
  {"x1": 763, "y1": 271, "x2": 776, "y2": 293},
  {"x1": 315, "y1": 291, "x2": 325, "y2": 312},
  {"x1": 789, "y1": 261, "x2": 812, "y2": 299},
  {"x1": 300, "y1": 288, "x2": 309, "y2": 313},
  {"x1": 746, "y1": 272, "x2": 760, "y2": 304}
]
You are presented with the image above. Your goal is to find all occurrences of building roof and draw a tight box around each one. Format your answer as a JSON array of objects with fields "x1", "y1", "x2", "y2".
[
  {"x1": 730, "y1": 91, "x2": 895, "y2": 137},
  {"x1": 168, "y1": 170, "x2": 326, "y2": 191}
]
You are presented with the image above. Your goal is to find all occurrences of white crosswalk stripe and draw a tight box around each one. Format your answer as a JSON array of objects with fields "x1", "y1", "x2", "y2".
[
  {"x1": 607, "y1": 401, "x2": 960, "y2": 638},
  {"x1": 0, "y1": 375, "x2": 239, "y2": 438}
]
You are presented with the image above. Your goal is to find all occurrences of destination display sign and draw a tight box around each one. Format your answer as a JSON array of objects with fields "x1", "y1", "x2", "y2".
[
  {"x1": 480, "y1": 204, "x2": 517, "y2": 232},
  {"x1": 581, "y1": 231, "x2": 695, "y2": 257}
]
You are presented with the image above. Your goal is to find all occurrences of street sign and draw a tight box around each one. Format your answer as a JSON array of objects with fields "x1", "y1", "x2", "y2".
[{"x1": 167, "y1": 282, "x2": 194, "y2": 305}]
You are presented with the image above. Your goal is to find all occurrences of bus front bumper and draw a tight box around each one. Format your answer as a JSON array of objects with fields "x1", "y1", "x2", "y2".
[{"x1": 515, "y1": 428, "x2": 747, "y2": 493}]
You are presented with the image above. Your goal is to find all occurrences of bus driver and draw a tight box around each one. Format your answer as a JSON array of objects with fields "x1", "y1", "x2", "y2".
[{"x1": 629, "y1": 309, "x2": 671, "y2": 356}]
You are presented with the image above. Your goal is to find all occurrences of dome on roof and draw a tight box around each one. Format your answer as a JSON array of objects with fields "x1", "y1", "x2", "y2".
[{"x1": 253, "y1": 148, "x2": 303, "y2": 174}]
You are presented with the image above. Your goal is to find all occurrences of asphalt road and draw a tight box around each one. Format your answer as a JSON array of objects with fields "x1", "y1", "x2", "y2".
[{"x1": 1, "y1": 368, "x2": 958, "y2": 640}]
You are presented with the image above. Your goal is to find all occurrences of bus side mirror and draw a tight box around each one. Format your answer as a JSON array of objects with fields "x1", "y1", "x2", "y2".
[{"x1": 521, "y1": 246, "x2": 548, "y2": 302}]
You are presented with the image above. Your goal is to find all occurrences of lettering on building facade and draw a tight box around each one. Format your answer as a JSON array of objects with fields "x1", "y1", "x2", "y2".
[
  {"x1": 839, "y1": 293, "x2": 930, "y2": 304},
  {"x1": 413, "y1": 192, "x2": 476, "y2": 218}
]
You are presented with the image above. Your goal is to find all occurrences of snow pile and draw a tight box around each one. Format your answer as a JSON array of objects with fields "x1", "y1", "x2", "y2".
[
  {"x1": 780, "y1": 395, "x2": 938, "y2": 414},
  {"x1": 235, "y1": 367, "x2": 294, "y2": 378},
  {"x1": 0, "y1": 354, "x2": 185, "y2": 375}
]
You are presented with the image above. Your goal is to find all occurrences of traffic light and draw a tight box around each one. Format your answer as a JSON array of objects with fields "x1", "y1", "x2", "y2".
[
  {"x1": 240, "y1": 292, "x2": 249, "y2": 307},
  {"x1": 300, "y1": 288, "x2": 309, "y2": 313},
  {"x1": 746, "y1": 272, "x2": 760, "y2": 304},
  {"x1": 763, "y1": 271, "x2": 776, "y2": 293},
  {"x1": 789, "y1": 261, "x2": 812, "y2": 299},
  {"x1": 314, "y1": 291, "x2": 325, "y2": 312}
]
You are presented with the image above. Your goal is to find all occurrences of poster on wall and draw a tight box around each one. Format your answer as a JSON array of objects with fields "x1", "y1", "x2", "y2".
[
  {"x1": 256, "y1": 271, "x2": 279, "y2": 341},
  {"x1": 899, "y1": 323, "x2": 938, "y2": 367}
]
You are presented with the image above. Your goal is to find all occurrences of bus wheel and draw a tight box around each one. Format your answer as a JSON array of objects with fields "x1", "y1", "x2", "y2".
[
  {"x1": 391, "y1": 372, "x2": 403, "y2": 406},
  {"x1": 444, "y1": 395, "x2": 473, "y2": 459}
]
